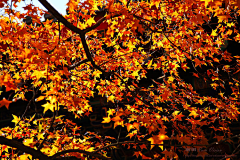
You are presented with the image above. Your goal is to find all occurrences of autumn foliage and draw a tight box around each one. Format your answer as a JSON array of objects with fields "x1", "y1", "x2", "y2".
[{"x1": 1, "y1": 0, "x2": 240, "y2": 159}]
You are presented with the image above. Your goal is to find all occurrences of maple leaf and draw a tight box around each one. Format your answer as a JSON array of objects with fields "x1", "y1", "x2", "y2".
[
  {"x1": 133, "y1": 151, "x2": 141, "y2": 158},
  {"x1": 172, "y1": 111, "x2": 180, "y2": 117},
  {"x1": 181, "y1": 63, "x2": 189, "y2": 71},
  {"x1": 200, "y1": 0, "x2": 212, "y2": 7},
  {"x1": 168, "y1": 76, "x2": 174, "y2": 82},
  {"x1": 31, "y1": 70, "x2": 47, "y2": 80},
  {"x1": 133, "y1": 122, "x2": 140, "y2": 131},
  {"x1": 11, "y1": 114, "x2": 20, "y2": 125},
  {"x1": 194, "y1": 58, "x2": 202, "y2": 68},
  {"x1": 19, "y1": 154, "x2": 32, "y2": 160},
  {"x1": 139, "y1": 144, "x2": 147, "y2": 150},
  {"x1": 107, "y1": 108, "x2": 115, "y2": 116},
  {"x1": 0, "y1": 98, "x2": 12, "y2": 109},
  {"x1": 127, "y1": 130, "x2": 137, "y2": 139},
  {"x1": 42, "y1": 102, "x2": 56, "y2": 113},
  {"x1": 131, "y1": 70, "x2": 139, "y2": 77},
  {"x1": 161, "y1": 90, "x2": 170, "y2": 101},
  {"x1": 102, "y1": 116, "x2": 111, "y2": 123},
  {"x1": 197, "y1": 151, "x2": 208, "y2": 159},
  {"x1": 193, "y1": 73, "x2": 199, "y2": 78},
  {"x1": 126, "y1": 123, "x2": 134, "y2": 132},
  {"x1": 175, "y1": 112, "x2": 185, "y2": 121},
  {"x1": 162, "y1": 149, "x2": 178, "y2": 159},
  {"x1": 189, "y1": 110, "x2": 199, "y2": 118},
  {"x1": 23, "y1": 137, "x2": 34, "y2": 147},
  {"x1": 217, "y1": 14, "x2": 231, "y2": 23},
  {"x1": 86, "y1": 17, "x2": 96, "y2": 26},
  {"x1": 107, "y1": 95, "x2": 115, "y2": 102},
  {"x1": 148, "y1": 134, "x2": 169, "y2": 150},
  {"x1": 214, "y1": 135, "x2": 224, "y2": 142}
]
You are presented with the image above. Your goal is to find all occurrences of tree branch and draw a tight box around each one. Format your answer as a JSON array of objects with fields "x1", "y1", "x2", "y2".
[
  {"x1": 0, "y1": 136, "x2": 48, "y2": 160},
  {"x1": 38, "y1": 0, "x2": 83, "y2": 35},
  {"x1": 38, "y1": 0, "x2": 109, "y2": 76},
  {"x1": 50, "y1": 149, "x2": 111, "y2": 160},
  {"x1": 68, "y1": 59, "x2": 89, "y2": 70}
]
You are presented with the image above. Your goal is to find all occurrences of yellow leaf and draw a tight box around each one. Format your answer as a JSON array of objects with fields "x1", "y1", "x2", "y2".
[
  {"x1": 41, "y1": 147, "x2": 51, "y2": 154},
  {"x1": 42, "y1": 102, "x2": 56, "y2": 113},
  {"x1": 48, "y1": 96, "x2": 57, "y2": 104},
  {"x1": 107, "y1": 95, "x2": 115, "y2": 102},
  {"x1": 86, "y1": 147, "x2": 95, "y2": 152},
  {"x1": 197, "y1": 99, "x2": 204, "y2": 105},
  {"x1": 201, "y1": 0, "x2": 212, "y2": 7},
  {"x1": 172, "y1": 111, "x2": 180, "y2": 117},
  {"x1": 122, "y1": 0, "x2": 127, "y2": 5},
  {"x1": 189, "y1": 110, "x2": 199, "y2": 118},
  {"x1": 49, "y1": 145, "x2": 58, "y2": 156},
  {"x1": 93, "y1": 70, "x2": 102, "y2": 78},
  {"x1": 162, "y1": 116, "x2": 169, "y2": 122},
  {"x1": 131, "y1": 70, "x2": 139, "y2": 77},
  {"x1": 146, "y1": 59, "x2": 153, "y2": 69},
  {"x1": 23, "y1": 137, "x2": 33, "y2": 146},
  {"x1": 211, "y1": 29, "x2": 218, "y2": 36},
  {"x1": 37, "y1": 133, "x2": 44, "y2": 140},
  {"x1": 168, "y1": 76, "x2": 174, "y2": 82},
  {"x1": 31, "y1": 70, "x2": 46, "y2": 80},
  {"x1": 86, "y1": 17, "x2": 96, "y2": 26},
  {"x1": 107, "y1": 108, "x2": 115, "y2": 116},
  {"x1": 102, "y1": 117, "x2": 111, "y2": 123},
  {"x1": 12, "y1": 114, "x2": 20, "y2": 125},
  {"x1": 18, "y1": 154, "x2": 32, "y2": 160}
]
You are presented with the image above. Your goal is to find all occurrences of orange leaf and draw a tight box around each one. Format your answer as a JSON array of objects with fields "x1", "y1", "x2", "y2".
[
  {"x1": 194, "y1": 58, "x2": 202, "y2": 67},
  {"x1": 175, "y1": 113, "x2": 185, "y2": 121},
  {"x1": 0, "y1": 98, "x2": 12, "y2": 109},
  {"x1": 148, "y1": 134, "x2": 169, "y2": 149},
  {"x1": 126, "y1": 123, "x2": 134, "y2": 132},
  {"x1": 111, "y1": 116, "x2": 121, "y2": 122},
  {"x1": 197, "y1": 151, "x2": 208, "y2": 159}
]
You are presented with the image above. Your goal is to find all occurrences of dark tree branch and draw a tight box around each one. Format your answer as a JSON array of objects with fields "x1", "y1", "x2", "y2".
[
  {"x1": 0, "y1": 136, "x2": 48, "y2": 160},
  {"x1": 38, "y1": 0, "x2": 111, "y2": 76},
  {"x1": 79, "y1": 33, "x2": 108, "y2": 75},
  {"x1": 38, "y1": 0, "x2": 82, "y2": 34},
  {"x1": 38, "y1": 0, "x2": 110, "y2": 34},
  {"x1": 68, "y1": 59, "x2": 89, "y2": 70},
  {"x1": 49, "y1": 149, "x2": 111, "y2": 160},
  {"x1": 0, "y1": 136, "x2": 111, "y2": 160}
]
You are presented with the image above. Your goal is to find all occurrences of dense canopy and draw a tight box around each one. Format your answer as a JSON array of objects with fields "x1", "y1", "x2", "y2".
[{"x1": 1, "y1": 0, "x2": 240, "y2": 159}]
